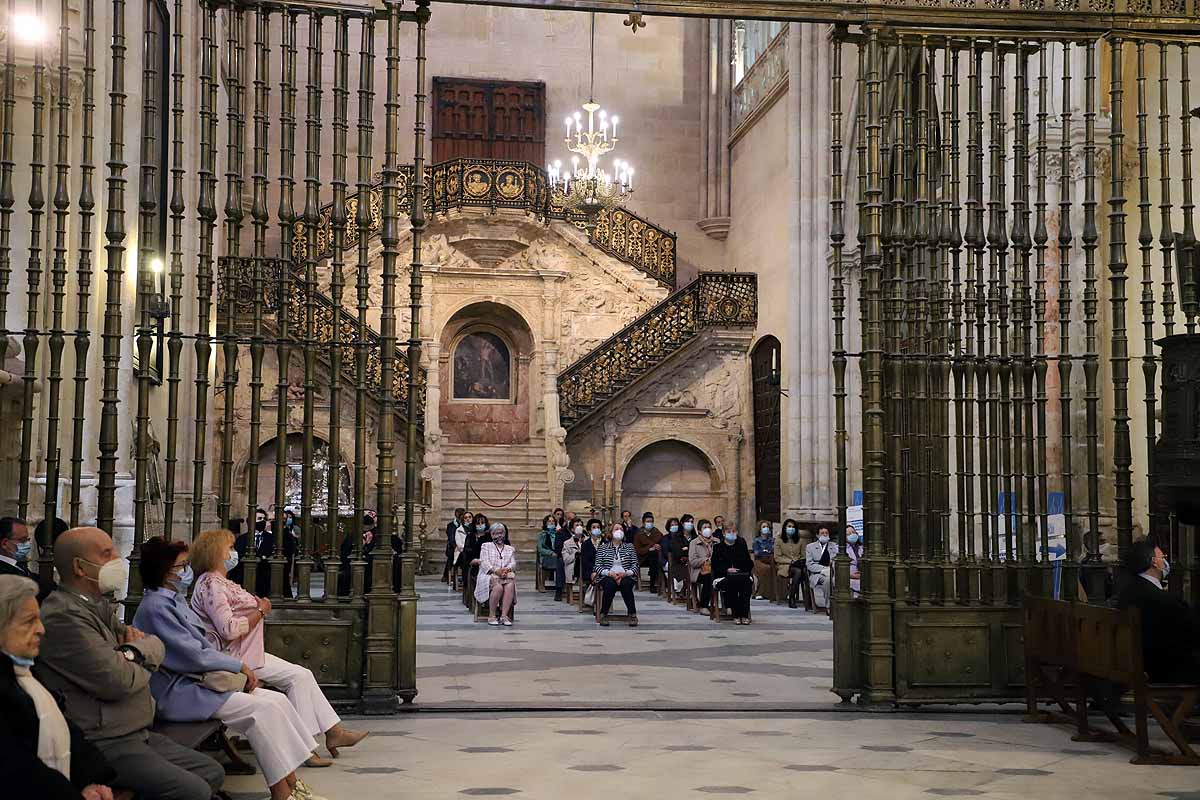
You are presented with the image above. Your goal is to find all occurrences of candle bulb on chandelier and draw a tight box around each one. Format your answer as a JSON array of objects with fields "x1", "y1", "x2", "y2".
[
  {"x1": 564, "y1": 116, "x2": 572, "y2": 140},
  {"x1": 611, "y1": 115, "x2": 618, "y2": 140}
]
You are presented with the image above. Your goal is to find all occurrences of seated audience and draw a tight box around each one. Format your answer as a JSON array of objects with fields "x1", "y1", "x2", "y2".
[
  {"x1": 688, "y1": 520, "x2": 716, "y2": 612},
  {"x1": 476, "y1": 523, "x2": 516, "y2": 626},
  {"x1": 1, "y1": 574, "x2": 120, "y2": 800},
  {"x1": 805, "y1": 527, "x2": 838, "y2": 610},
  {"x1": 594, "y1": 524, "x2": 639, "y2": 626},
  {"x1": 620, "y1": 510, "x2": 636, "y2": 538},
  {"x1": 666, "y1": 517, "x2": 690, "y2": 597},
  {"x1": 580, "y1": 521, "x2": 604, "y2": 607},
  {"x1": 458, "y1": 513, "x2": 489, "y2": 577},
  {"x1": 131, "y1": 536, "x2": 326, "y2": 800},
  {"x1": 443, "y1": 508, "x2": 466, "y2": 583},
  {"x1": 562, "y1": 526, "x2": 582, "y2": 593},
  {"x1": 633, "y1": 512, "x2": 663, "y2": 593},
  {"x1": 554, "y1": 519, "x2": 576, "y2": 602},
  {"x1": 712, "y1": 525, "x2": 753, "y2": 624},
  {"x1": 537, "y1": 515, "x2": 557, "y2": 587},
  {"x1": 188, "y1": 530, "x2": 368, "y2": 761},
  {"x1": 776, "y1": 521, "x2": 805, "y2": 608},
  {"x1": 751, "y1": 521, "x2": 775, "y2": 600},
  {"x1": 680, "y1": 514, "x2": 696, "y2": 540},
  {"x1": 36, "y1": 527, "x2": 226, "y2": 800},
  {"x1": 1116, "y1": 539, "x2": 1200, "y2": 684},
  {"x1": 0, "y1": 516, "x2": 34, "y2": 579},
  {"x1": 713, "y1": 515, "x2": 726, "y2": 537},
  {"x1": 845, "y1": 525, "x2": 864, "y2": 598}
]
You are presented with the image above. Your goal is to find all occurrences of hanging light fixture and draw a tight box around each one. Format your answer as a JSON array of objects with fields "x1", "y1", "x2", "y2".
[{"x1": 549, "y1": 13, "x2": 633, "y2": 225}]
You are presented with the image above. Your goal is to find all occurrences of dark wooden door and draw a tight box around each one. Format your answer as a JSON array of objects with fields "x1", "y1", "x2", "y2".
[
  {"x1": 751, "y1": 336, "x2": 782, "y2": 522},
  {"x1": 432, "y1": 77, "x2": 546, "y2": 165}
]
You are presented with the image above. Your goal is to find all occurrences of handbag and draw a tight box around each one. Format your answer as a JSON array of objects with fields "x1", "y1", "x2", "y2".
[
  {"x1": 192, "y1": 670, "x2": 248, "y2": 693},
  {"x1": 700, "y1": 561, "x2": 712, "y2": 576}
]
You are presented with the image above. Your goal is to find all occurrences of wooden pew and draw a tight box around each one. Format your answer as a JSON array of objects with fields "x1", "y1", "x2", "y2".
[
  {"x1": 152, "y1": 719, "x2": 254, "y2": 777},
  {"x1": 1024, "y1": 595, "x2": 1199, "y2": 765}
]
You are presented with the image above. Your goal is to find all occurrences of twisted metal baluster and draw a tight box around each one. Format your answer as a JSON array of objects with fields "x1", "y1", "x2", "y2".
[
  {"x1": 1081, "y1": 39, "x2": 1103, "y2": 590},
  {"x1": 96, "y1": 0, "x2": 128, "y2": 532},
  {"x1": 967, "y1": 40, "x2": 990, "y2": 594},
  {"x1": 1107, "y1": 36, "x2": 1133, "y2": 564},
  {"x1": 1016, "y1": 42, "x2": 1038, "y2": 589},
  {"x1": 19, "y1": 0, "x2": 47, "y2": 520},
  {"x1": 913, "y1": 38, "x2": 933, "y2": 601},
  {"x1": 218, "y1": 5, "x2": 245, "y2": 528},
  {"x1": 272, "y1": 10, "x2": 299, "y2": 598},
  {"x1": 1033, "y1": 42, "x2": 1051, "y2": 596},
  {"x1": 1159, "y1": 44, "x2": 1177, "y2": 337},
  {"x1": 831, "y1": 31, "x2": 848, "y2": 563},
  {"x1": 326, "y1": 12, "x2": 351, "y2": 600},
  {"x1": 162, "y1": 0, "x2": 186, "y2": 539},
  {"x1": 1135, "y1": 40, "x2": 1158, "y2": 546},
  {"x1": 244, "y1": 8, "x2": 270, "y2": 561},
  {"x1": 0, "y1": 0, "x2": 14, "y2": 371},
  {"x1": 941, "y1": 43, "x2": 960, "y2": 602},
  {"x1": 1057, "y1": 42, "x2": 1079, "y2": 593},
  {"x1": 298, "y1": 11, "x2": 324, "y2": 602},
  {"x1": 351, "y1": 16, "x2": 376, "y2": 597},
  {"x1": 68, "y1": 0, "x2": 97, "y2": 529},
  {"x1": 1181, "y1": 45, "x2": 1198, "y2": 332},
  {"x1": 191, "y1": 0, "x2": 218, "y2": 540},
  {"x1": 986, "y1": 40, "x2": 1007, "y2": 603},
  {"x1": 44, "y1": 0, "x2": 71, "y2": 528}
]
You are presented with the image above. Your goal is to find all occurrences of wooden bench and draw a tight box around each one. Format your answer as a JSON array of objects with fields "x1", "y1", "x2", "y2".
[
  {"x1": 1024, "y1": 595, "x2": 1199, "y2": 765},
  {"x1": 152, "y1": 719, "x2": 255, "y2": 776}
]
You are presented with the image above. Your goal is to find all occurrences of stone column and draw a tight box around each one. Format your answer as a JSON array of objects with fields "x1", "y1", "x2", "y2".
[
  {"x1": 787, "y1": 23, "x2": 836, "y2": 523},
  {"x1": 698, "y1": 19, "x2": 732, "y2": 240},
  {"x1": 422, "y1": 339, "x2": 443, "y2": 531},
  {"x1": 602, "y1": 418, "x2": 618, "y2": 522}
]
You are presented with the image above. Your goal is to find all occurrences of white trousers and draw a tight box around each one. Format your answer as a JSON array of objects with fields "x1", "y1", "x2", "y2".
[
  {"x1": 256, "y1": 652, "x2": 341, "y2": 738},
  {"x1": 216, "y1": 687, "x2": 316, "y2": 787}
]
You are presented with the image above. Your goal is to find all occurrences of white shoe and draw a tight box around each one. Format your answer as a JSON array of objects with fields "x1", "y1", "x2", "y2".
[
  {"x1": 292, "y1": 779, "x2": 329, "y2": 800},
  {"x1": 488, "y1": 618, "x2": 500, "y2": 626},
  {"x1": 501, "y1": 617, "x2": 513, "y2": 626}
]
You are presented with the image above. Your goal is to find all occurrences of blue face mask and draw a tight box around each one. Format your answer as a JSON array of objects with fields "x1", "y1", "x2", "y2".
[
  {"x1": 6, "y1": 652, "x2": 35, "y2": 669},
  {"x1": 847, "y1": 533, "x2": 861, "y2": 544},
  {"x1": 1162, "y1": 558, "x2": 1171, "y2": 579},
  {"x1": 683, "y1": 522, "x2": 694, "y2": 532},
  {"x1": 13, "y1": 540, "x2": 32, "y2": 562},
  {"x1": 174, "y1": 565, "x2": 194, "y2": 593},
  {"x1": 669, "y1": 525, "x2": 679, "y2": 533},
  {"x1": 547, "y1": 524, "x2": 557, "y2": 532},
  {"x1": 724, "y1": 532, "x2": 737, "y2": 543}
]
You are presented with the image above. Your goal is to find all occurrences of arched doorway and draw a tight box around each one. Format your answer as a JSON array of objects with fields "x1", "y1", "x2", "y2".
[
  {"x1": 439, "y1": 302, "x2": 534, "y2": 444},
  {"x1": 619, "y1": 438, "x2": 722, "y2": 522},
  {"x1": 751, "y1": 336, "x2": 781, "y2": 522}
]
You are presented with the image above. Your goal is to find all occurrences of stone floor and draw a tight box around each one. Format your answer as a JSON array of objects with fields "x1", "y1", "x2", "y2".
[
  {"x1": 413, "y1": 574, "x2": 836, "y2": 709},
  {"x1": 218, "y1": 576, "x2": 1200, "y2": 799},
  {"x1": 221, "y1": 710, "x2": 1200, "y2": 800}
]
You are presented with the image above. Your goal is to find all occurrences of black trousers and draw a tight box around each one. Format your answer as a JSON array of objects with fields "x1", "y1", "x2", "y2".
[
  {"x1": 719, "y1": 573, "x2": 753, "y2": 618},
  {"x1": 442, "y1": 541, "x2": 455, "y2": 581},
  {"x1": 639, "y1": 553, "x2": 662, "y2": 590},
  {"x1": 600, "y1": 575, "x2": 637, "y2": 616},
  {"x1": 554, "y1": 555, "x2": 566, "y2": 593},
  {"x1": 694, "y1": 573, "x2": 713, "y2": 608},
  {"x1": 788, "y1": 563, "x2": 805, "y2": 599}
]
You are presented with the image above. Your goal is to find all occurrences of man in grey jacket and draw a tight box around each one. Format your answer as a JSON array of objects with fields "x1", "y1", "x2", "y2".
[
  {"x1": 804, "y1": 527, "x2": 839, "y2": 610},
  {"x1": 35, "y1": 527, "x2": 226, "y2": 800}
]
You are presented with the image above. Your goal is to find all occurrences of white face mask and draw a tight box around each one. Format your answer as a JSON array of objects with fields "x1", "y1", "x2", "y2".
[
  {"x1": 590, "y1": 529, "x2": 601, "y2": 538},
  {"x1": 612, "y1": 530, "x2": 625, "y2": 542},
  {"x1": 574, "y1": 525, "x2": 584, "y2": 535},
  {"x1": 818, "y1": 534, "x2": 830, "y2": 544},
  {"x1": 723, "y1": 532, "x2": 737, "y2": 543},
  {"x1": 701, "y1": 528, "x2": 713, "y2": 538},
  {"x1": 224, "y1": 549, "x2": 240, "y2": 572},
  {"x1": 80, "y1": 557, "x2": 128, "y2": 597}
]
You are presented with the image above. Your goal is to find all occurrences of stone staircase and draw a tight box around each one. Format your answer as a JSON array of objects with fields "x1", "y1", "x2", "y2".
[{"x1": 440, "y1": 438, "x2": 551, "y2": 556}]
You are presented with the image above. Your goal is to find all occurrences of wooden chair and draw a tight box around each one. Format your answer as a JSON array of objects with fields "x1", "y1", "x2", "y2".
[
  {"x1": 594, "y1": 576, "x2": 635, "y2": 623},
  {"x1": 1024, "y1": 595, "x2": 1199, "y2": 765},
  {"x1": 710, "y1": 575, "x2": 756, "y2": 623}
]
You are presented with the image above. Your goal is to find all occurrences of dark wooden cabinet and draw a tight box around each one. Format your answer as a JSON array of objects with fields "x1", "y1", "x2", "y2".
[{"x1": 432, "y1": 77, "x2": 546, "y2": 165}]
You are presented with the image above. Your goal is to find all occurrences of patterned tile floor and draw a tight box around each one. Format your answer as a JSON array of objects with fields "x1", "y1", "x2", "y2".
[
  {"x1": 221, "y1": 711, "x2": 1199, "y2": 800},
  {"x1": 413, "y1": 575, "x2": 837, "y2": 709}
]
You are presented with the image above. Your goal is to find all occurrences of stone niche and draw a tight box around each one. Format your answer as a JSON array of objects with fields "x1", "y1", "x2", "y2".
[{"x1": 439, "y1": 301, "x2": 534, "y2": 445}]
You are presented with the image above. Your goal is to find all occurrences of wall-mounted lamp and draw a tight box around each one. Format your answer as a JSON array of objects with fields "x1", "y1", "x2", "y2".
[
  {"x1": 146, "y1": 257, "x2": 170, "y2": 321},
  {"x1": 12, "y1": 12, "x2": 48, "y2": 46}
]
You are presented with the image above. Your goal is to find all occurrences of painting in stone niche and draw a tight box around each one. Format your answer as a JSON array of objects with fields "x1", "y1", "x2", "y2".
[{"x1": 453, "y1": 331, "x2": 511, "y2": 400}]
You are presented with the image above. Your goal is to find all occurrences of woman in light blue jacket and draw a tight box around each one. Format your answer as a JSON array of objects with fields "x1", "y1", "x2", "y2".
[{"x1": 132, "y1": 537, "x2": 326, "y2": 800}]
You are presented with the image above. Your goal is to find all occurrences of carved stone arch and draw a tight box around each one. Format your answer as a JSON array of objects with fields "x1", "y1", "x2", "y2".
[
  {"x1": 615, "y1": 433, "x2": 726, "y2": 493},
  {"x1": 615, "y1": 434, "x2": 729, "y2": 524},
  {"x1": 438, "y1": 295, "x2": 540, "y2": 348}
]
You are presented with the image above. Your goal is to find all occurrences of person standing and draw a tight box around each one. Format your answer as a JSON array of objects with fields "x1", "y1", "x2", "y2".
[
  {"x1": 805, "y1": 527, "x2": 838, "y2": 610},
  {"x1": 633, "y1": 512, "x2": 663, "y2": 593},
  {"x1": 712, "y1": 525, "x2": 754, "y2": 624},
  {"x1": 443, "y1": 509, "x2": 466, "y2": 583},
  {"x1": 0, "y1": 517, "x2": 34, "y2": 579}
]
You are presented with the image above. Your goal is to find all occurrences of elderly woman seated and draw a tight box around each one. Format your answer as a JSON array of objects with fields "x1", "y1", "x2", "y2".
[
  {"x1": 188, "y1": 529, "x2": 367, "y2": 762},
  {"x1": 131, "y1": 537, "x2": 328, "y2": 800},
  {"x1": 475, "y1": 523, "x2": 517, "y2": 625},
  {"x1": 1, "y1": 575, "x2": 121, "y2": 800}
]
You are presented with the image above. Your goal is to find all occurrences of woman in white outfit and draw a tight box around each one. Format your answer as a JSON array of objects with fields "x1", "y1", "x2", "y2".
[
  {"x1": 131, "y1": 537, "x2": 326, "y2": 800},
  {"x1": 475, "y1": 523, "x2": 516, "y2": 625},
  {"x1": 187, "y1": 530, "x2": 368, "y2": 764}
]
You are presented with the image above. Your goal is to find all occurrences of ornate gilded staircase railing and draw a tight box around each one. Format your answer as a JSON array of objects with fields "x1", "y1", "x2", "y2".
[
  {"x1": 290, "y1": 158, "x2": 678, "y2": 287},
  {"x1": 217, "y1": 257, "x2": 423, "y2": 422},
  {"x1": 557, "y1": 272, "x2": 757, "y2": 429}
]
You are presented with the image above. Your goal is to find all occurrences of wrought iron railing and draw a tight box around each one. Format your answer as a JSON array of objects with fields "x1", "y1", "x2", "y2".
[
  {"x1": 291, "y1": 158, "x2": 678, "y2": 287},
  {"x1": 217, "y1": 257, "x2": 422, "y2": 421},
  {"x1": 557, "y1": 272, "x2": 757, "y2": 428}
]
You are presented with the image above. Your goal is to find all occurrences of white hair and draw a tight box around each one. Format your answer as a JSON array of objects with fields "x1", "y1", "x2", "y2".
[
  {"x1": 489, "y1": 522, "x2": 506, "y2": 536},
  {"x1": 0, "y1": 574, "x2": 38, "y2": 632}
]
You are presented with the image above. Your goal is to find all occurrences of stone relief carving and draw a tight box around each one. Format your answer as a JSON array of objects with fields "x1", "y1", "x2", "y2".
[{"x1": 654, "y1": 378, "x2": 697, "y2": 409}]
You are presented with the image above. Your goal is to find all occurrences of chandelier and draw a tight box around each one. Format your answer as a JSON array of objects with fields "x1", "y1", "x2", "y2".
[{"x1": 548, "y1": 14, "x2": 633, "y2": 223}]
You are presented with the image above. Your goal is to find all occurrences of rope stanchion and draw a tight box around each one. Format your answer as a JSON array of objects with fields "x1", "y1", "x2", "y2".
[{"x1": 469, "y1": 482, "x2": 528, "y2": 509}]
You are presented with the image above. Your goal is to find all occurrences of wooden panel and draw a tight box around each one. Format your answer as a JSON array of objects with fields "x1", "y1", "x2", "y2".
[
  {"x1": 751, "y1": 336, "x2": 781, "y2": 521},
  {"x1": 433, "y1": 77, "x2": 545, "y2": 165}
]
